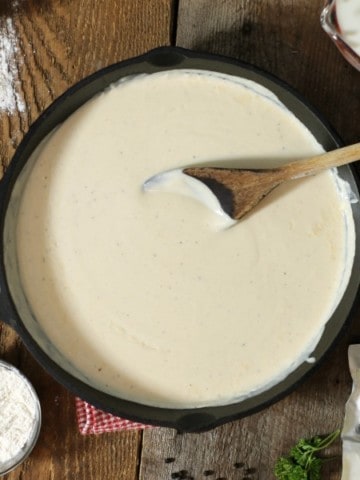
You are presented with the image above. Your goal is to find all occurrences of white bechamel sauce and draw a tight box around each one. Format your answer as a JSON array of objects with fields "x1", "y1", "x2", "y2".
[
  {"x1": 336, "y1": 0, "x2": 360, "y2": 56},
  {"x1": 14, "y1": 70, "x2": 355, "y2": 408}
]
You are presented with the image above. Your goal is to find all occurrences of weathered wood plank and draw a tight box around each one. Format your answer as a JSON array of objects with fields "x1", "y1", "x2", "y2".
[
  {"x1": 0, "y1": 0, "x2": 173, "y2": 479},
  {"x1": 139, "y1": 1, "x2": 360, "y2": 479}
]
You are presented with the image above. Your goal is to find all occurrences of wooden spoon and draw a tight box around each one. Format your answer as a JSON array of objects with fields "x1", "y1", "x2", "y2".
[{"x1": 182, "y1": 143, "x2": 360, "y2": 220}]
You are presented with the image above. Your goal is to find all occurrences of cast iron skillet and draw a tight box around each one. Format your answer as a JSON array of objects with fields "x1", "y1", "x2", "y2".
[{"x1": 0, "y1": 46, "x2": 359, "y2": 432}]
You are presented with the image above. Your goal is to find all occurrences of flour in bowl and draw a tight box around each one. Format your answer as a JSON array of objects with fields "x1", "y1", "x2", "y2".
[{"x1": 0, "y1": 364, "x2": 38, "y2": 468}]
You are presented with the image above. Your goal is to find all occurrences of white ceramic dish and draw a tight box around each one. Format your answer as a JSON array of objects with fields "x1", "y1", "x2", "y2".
[{"x1": 0, "y1": 360, "x2": 41, "y2": 477}]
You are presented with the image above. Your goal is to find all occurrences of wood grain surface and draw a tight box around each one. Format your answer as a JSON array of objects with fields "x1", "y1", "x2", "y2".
[{"x1": 0, "y1": 0, "x2": 359, "y2": 479}]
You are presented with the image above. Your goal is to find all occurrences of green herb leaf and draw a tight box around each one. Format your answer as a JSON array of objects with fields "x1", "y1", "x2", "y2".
[
  {"x1": 275, "y1": 457, "x2": 308, "y2": 479},
  {"x1": 274, "y1": 429, "x2": 340, "y2": 480}
]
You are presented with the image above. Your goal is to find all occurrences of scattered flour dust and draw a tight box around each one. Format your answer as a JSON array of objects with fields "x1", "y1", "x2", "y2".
[
  {"x1": 0, "y1": 365, "x2": 38, "y2": 468},
  {"x1": 0, "y1": 9, "x2": 26, "y2": 115}
]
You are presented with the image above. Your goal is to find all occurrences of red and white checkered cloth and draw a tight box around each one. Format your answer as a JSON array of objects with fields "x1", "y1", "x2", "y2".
[{"x1": 75, "y1": 397, "x2": 152, "y2": 434}]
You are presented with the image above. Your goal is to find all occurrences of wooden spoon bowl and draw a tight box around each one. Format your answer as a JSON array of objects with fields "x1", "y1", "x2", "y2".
[{"x1": 183, "y1": 142, "x2": 360, "y2": 220}]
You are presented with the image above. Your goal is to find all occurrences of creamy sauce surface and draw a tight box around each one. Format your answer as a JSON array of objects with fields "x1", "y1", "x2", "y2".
[{"x1": 15, "y1": 70, "x2": 355, "y2": 408}]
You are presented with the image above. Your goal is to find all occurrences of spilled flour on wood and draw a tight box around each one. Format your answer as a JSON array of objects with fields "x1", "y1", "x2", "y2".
[{"x1": 0, "y1": 14, "x2": 26, "y2": 114}]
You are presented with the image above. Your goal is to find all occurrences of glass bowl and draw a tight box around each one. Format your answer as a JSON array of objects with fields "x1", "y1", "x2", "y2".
[
  {"x1": 321, "y1": 0, "x2": 360, "y2": 71},
  {"x1": 0, "y1": 360, "x2": 41, "y2": 476}
]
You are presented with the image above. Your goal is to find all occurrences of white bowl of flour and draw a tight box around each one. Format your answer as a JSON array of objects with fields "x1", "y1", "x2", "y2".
[{"x1": 0, "y1": 360, "x2": 41, "y2": 476}]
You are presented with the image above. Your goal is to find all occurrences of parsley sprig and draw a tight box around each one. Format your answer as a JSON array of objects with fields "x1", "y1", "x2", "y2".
[{"x1": 274, "y1": 429, "x2": 340, "y2": 480}]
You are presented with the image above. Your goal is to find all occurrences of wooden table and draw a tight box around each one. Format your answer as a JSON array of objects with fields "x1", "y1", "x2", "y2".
[{"x1": 0, "y1": 1, "x2": 359, "y2": 479}]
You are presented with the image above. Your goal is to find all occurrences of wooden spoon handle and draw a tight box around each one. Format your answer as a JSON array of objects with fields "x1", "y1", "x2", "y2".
[{"x1": 278, "y1": 142, "x2": 360, "y2": 180}]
